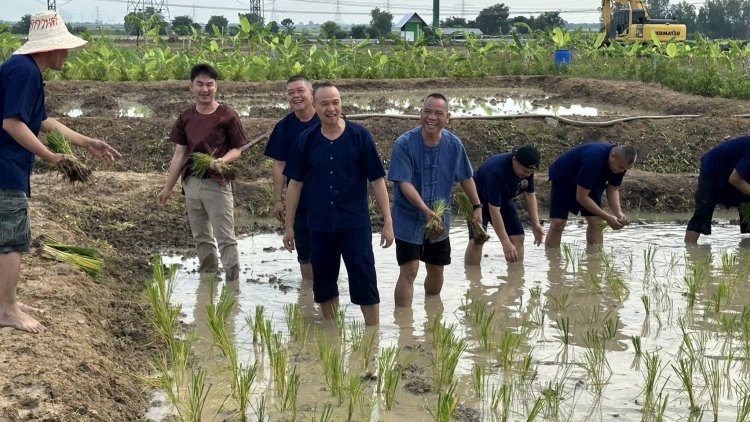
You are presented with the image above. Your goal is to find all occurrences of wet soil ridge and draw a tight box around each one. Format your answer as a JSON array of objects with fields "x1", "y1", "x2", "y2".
[{"x1": 0, "y1": 76, "x2": 747, "y2": 419}]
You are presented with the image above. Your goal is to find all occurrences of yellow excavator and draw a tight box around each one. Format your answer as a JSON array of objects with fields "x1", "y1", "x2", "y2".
[{"x1": 602, "y1": 0, "x2": 687, "y2": 42}]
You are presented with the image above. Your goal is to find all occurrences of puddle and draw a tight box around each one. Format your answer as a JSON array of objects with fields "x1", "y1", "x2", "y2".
[
  {"x1": 65, "y1": 108, "x2": 83, "y2": 118},
  {"x1": 154, "y1": 217, "x2": 750, "y2": 420},
  {"x1": 381, "y1": 96, "x2": 598, "y2": 117},
  {"x1": 118, "y1": 105, "x2": 152, "y2": 118}
]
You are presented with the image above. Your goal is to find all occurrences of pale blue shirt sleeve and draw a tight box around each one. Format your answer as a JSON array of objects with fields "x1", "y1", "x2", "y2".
[
  {"x1": 454, "y1": 140, "x2": 474, "y2": 182},
  {"x1": 388, "y1": 135, "x2": 414, "y2": 183}
]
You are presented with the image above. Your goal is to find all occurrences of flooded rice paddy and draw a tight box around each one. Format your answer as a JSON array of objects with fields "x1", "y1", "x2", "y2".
[{"x1": 154, "y1": 217, "x2": 750, "y2": 421}]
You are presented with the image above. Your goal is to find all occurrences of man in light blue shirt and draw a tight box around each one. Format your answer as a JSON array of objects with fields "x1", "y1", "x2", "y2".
[{"x1": 388, "y1": 93, "x2": 482, "y2": 308}]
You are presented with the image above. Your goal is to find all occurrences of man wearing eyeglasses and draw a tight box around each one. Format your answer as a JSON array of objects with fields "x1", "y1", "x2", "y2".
[{"x1": 464, "y1": 145, "x2": 544, "y2": 264}]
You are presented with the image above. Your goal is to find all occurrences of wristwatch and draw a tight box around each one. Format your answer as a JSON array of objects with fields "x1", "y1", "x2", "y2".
[{"x1": 472, "y1": 203, "x2": 483, "y2": 210}]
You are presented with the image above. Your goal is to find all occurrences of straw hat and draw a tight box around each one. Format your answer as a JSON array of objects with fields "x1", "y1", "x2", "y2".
[{"x1": 14, "y1": 11, "x2": 87, "y2": 55}]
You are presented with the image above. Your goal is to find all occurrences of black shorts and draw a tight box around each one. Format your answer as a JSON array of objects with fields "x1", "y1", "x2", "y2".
[
  {"x1": 395, "y1": 238, "x2": 451, "y2": 266},
  {"x1": 549, "y1": 180, "x2": 602, "y2": 220},
  {"x1": 472, "y1": 202, "x2": 524, "y2": 238}
]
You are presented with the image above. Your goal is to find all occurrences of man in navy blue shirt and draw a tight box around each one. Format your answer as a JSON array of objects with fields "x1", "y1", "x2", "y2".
[
  {"x1": 0, "y1": 11, "x2": 121, "y2": 334},
  {"x1": 282, "y1": 82, "x2": 394, "y2": 326},
  {"x1": 685, "y1": 136, "x2": 750, "y2": 243},
  {"x1": 264, "y1": 75, "x2": 319, "y2": 280},
  {"x1": 388, "y1": 93, "x2": 482, "y2": 308},
  {"x1": 545, "y1": 143, "x2": 637, "y2": 247},
  {"x1": 464, "y1": 145, "x2": 545, "y2": 264}
]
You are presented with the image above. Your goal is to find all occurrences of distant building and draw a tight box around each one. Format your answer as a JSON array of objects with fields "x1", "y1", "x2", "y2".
[
  {"x1": 395, "y1": 12, "x2": 427, "y2": 42},
  {"x1": 439, "y1": 27, "x2": 483, "y2": 36}
]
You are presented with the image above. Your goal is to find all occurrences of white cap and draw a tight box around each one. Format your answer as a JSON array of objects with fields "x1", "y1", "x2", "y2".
[{"x1": 14, "y1": 11, "x2": 87, "y2": 56}]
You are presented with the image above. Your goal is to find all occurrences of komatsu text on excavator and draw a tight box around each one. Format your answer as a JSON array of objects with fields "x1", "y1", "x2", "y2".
[{"x1": 602, "y1": 0, "x2": 687, "y2": 42}]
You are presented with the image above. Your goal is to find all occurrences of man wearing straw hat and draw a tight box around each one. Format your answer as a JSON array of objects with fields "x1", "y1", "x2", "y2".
[{"x1": 0, "y1": 11, "x2": 121, "y2": 334}]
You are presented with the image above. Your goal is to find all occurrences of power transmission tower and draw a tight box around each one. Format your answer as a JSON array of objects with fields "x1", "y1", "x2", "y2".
[
  {"x1": 48, "y1": 0, "x2": 56, "y2": 10},
  {"x1": 334, "y1": 0, "x2": 343, "y2": 24},
  {"x1": 125, "y1": 0, "x2": 172, "y2": 35},
  {"x1": 248, "y1": 0, "x2": 262, "y2": 23}
]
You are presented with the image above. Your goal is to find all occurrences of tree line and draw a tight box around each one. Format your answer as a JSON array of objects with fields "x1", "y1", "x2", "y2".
[{"x1": 648, "y1": 0, "x2": 750, "y2": 39}]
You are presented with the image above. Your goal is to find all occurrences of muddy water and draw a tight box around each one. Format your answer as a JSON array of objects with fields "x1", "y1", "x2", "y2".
[{"x1": 157, "y1": 218, "x2": 750, "y2": 421}]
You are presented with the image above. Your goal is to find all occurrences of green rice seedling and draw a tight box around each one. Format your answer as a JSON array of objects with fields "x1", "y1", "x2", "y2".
[
  {"x1": 313, "y1": 402, "x2": 334, "y2": 422},
  {"x1": 526, "y1": 396, "x2": 545, "y2": 422},
  {"x1": 720, "y1": 314, "x2": 737, "y2": 339},
  {"x1": 359, "y1": 329, "x2": 378, "y2": 371},
  {"x1": 643, "y1": 245, "x2": 658, "y2": 275},
  {"x1": 349, "y1": 319, "x2": 364, "y2": 354},
  {"x1": 722, "y1": 250, "x2": 738, "y2": 275},
  {"x1": 425, "y1": 198, "x2": 447, "y2": 242},
  {"x1": 336, "y1": 304, "x2": 347, "y2": 340},
  {"x1": 46, "y1": 130, "x2": 93, "y2": 183},
  {"x1": 318, "y1": 336, "x2": 347, "y2": 403},
  {"x1": 454, "y1": 191, "x2": 489, "y2": 244},
  {"x1": 666, "y1": 253, "x2": 682, "y2": 276},
  {"x1": 583, "y1": 268, "x2": 602, "y2": 291},
  {"x1": 550, "y1": 293, "x2": 571, "y2": 311},
  {"x1": 235, "y1": 363, "x2": 258, "y2": 422},
  {"x1": 540, "y1": 380, "x2": 564, "y2": 418},
  {"x1": 429, "y1": 381, "x2": 459, "y2": 422},
  {"x1": 519, "y1": 353, "x2": 537, "y2": 383},
  {"x1": 283, "y1": 303, "x2": 303, "y2": 341},
  {"x1": 561, "y1": 244, "x2": 578, "y2": 274},
  {"x1": 472, "y1": 364, "x2": 487, "y2": 399},
  {"x1": 626, "y1": 250, "x2": 634, "y2": 272},
  {"x1": 581, "y1": 331, "x2": 610, "y2": 395},
  {"x1": 190, "y1": 152, "x2": 235, "y2": 179},
  {"x1": 254, "y1": 395, "x2": 267, "y2": 422},
  {"x1": 530, "y1": 286, "x2": 541, "y2": 301},
  {"x1": 642, "y1": 295, "x2": 651, "y2": 316},
  {"x1": 269, "y1": 333, "x2": 289, "y2": 398},
  {"x1": 604, "y1": 269, "x2": 629, "y2": 302},
  {"x1": 184, "y1": 367, "x2": 211, "y2": 422},
  {"x1": 700, "y1": 359, "x2": 721, "y2": 422},
  {"x1": 556, "y1": 317, "x2": 571, "y2": 345},
  {"x1": 346, "y1": 373, "x2": 364, "y2": 421},
  {"x1": 249, "y1": 304, "x2": 266, "y2": 344},
  {"x1": 490, "y1": 383, "x2": 512, "y2": 420},
  {"x1": 603, "y1": 315, "x2": 619, "y2": 340},
  {"x1": 279, "y1": 366, "x2": 300, "y2": 418},
  {"x1": 377, "y1": 346, "x2": 402, "y2": 410},
  {"x1": 631, "y1": 336, "x2": 642, "y2": 357},
  {"x1": 711, "y1": 281, "x2": 733, "y2": 313},
  {"x1": 641, "y1": 351, "x2": 664, "y2": 417},
  {"x1": 497, "y1": 328, "x2": 523, "y2": 370},
  {"x1": 468, "y1": 299, "x2": 496, "y2": 350},
  {"x1": 735, "y1": 380, "x2": 750, "y2": 422},
  {"x1": 430, "y1": 320, "x2": 467, "y2": 392},
  {"x1": 145, "y1": 256, "x2": 180, "y2": 343},
  {"x1": 673, "y1": 357, "x2": 700, "y2": 414},
  {"x1": 41, "y1": 242, "x2": 103, "y2": 279}
]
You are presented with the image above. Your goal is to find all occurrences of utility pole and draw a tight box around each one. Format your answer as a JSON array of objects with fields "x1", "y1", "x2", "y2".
[
  {"x1": 432, "y1": 0, "x2": 439, "y2": 28},
  {"x1": 47, "y1": 0, "x2": 56, "y2": 11},
  {"x1": 334, "y1": 0, "x2": 343, "y2": 24}
]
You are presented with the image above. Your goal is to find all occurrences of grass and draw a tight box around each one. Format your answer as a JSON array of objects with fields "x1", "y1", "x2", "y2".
[
  {"x1": 41, "y1": 242, "x2": 102, "y2": 279},
  {"x1": 46, "y1": 130, "x2": 93, "y2": 183},
  {"x1": 425, "y1": 198, "x2": 447, "y2": 242}
]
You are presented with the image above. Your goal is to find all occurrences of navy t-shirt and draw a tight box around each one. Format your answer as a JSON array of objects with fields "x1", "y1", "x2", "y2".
[
  {"x1": 700, "y1": 136, "x2": 750, "y2": 205},
  {"x1": 549, "y1": 143, "x2": 625, "y2": 192},
  {"x1": 0, "y1": 54, "x2": 48, "y2": 196},
  {"x1": 284, "y1": 121, "x2": 385, "y2": 233},
  {"x1": 474, "y1": 152, "x2": 534, "y2": 208}
]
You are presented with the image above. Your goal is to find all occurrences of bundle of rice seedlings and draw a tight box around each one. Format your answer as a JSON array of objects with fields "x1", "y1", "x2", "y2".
[
  {"x1": 424, "y1": 198, "x2": 447, "y2": 242},
  {"x1": 46, "y1": 131, "x2": 93, "y2": 184},
  {"x1": 41, "y1": 242, "x2": 102, "y2": 279},
  {"x1": 454, "y1": 192, "x2": 490, "y2": 245},
  {"x1": 191, "y1": 152, "x2": 236, "y2": 180}
]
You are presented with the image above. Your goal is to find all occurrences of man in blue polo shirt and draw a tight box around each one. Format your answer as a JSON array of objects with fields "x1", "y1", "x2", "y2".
[
  {"x1": 264, "y1": 75, "x2": 319, "y2": 280},
  {"x1": 0, "y1": 11, "x2": 121, "y2": 334},
  {"x1": 282, "y1": 82, "x2": 394, "y2": 326},
  {"x1": 685, "y1": 136, "x2": 750, "y2": 243},
  {"x1": 464, "y1": 145, "x2": 545, "y2": 264},
  {"x1": 545, "y1": 143, "x2": 637, "y2": 247},
  {"x1": 389, "y1": 93, "x2": 483, "y2": 308}
]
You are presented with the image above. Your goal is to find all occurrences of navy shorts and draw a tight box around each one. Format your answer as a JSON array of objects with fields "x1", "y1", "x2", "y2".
[
  {"x1": 549, "y1": 180, "x2": 602, "y2": 220},
  {"x1": 472, "y1": 202, "x2": 524, "y2": 238},
  {"x1": 293, "y1": 209, "x2": 311, "y2": 264},
  {"x1": 0, "y1": 189, "x2": 31, "y2": 254},
  {"x1": 310, "y1": 226, "x2": 379, "y2": 306},
  {"x1": 395, "y1": 237, "x2": 451, "y2": 266}
]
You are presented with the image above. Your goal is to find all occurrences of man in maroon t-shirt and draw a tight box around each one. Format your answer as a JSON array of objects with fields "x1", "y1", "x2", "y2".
[{"x1": 157, "y1": 64, "x2": 248, "y2": 281}]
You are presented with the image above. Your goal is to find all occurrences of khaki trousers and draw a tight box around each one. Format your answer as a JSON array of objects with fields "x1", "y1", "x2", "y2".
[{"x1": 183, "y1": 177, "x2": 239, "y2": 281}]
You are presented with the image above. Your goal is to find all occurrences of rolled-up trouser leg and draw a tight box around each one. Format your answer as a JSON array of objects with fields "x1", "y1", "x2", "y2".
[{"x1": 184, "y1": 177, "x2": 219, "y2": 274}]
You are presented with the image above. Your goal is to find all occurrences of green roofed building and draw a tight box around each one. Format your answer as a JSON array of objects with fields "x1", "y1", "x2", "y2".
[{"x1": 396, "y1": 12, "x2": 427, "y2": 42}]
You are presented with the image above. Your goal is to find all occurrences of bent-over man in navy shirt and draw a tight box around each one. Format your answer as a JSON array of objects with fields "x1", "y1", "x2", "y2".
[
  {"x1": 464, "y1": 145, "x2": 545, "y2": 264},
  {"x1": 685, "y1": 136, "x2": 750, "y2": 243},
  {"x1": 282, "y1": 82, "x2": 394, "y2": 326},
  {"x1": 264, "y1": 75, "x2": 319, "y2": 280},
  {"x1": 545, "y1": 143, "x2": 637, "y2": 247}
]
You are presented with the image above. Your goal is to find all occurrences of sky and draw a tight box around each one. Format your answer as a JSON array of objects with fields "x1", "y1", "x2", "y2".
[{"x1": 3, "y1": 0, "x2": 706, "y2": 26}]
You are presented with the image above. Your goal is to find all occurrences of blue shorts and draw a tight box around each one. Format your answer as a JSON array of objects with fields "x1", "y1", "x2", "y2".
[
  {"x1": 310, "y1": 226, "x2": 379, "y2": 306},
  {"x1": 473, "y1": 201, "x2": 524, "y2": 237},
  {"x1": 0, "y1": 189, "x2": 30, "y2": 254},
  {"x1": 549, "y1": 180, "x2": 602, "y2": 220},
  {"x1": 293, "y1": 209, "x2": 311, "y2": 264}
]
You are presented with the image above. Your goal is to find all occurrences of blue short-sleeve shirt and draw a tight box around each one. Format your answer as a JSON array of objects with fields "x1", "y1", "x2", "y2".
[
  {"x1": 549, "y1": 143, "x2": 624, "y2": 192},
  {"x1": 700, "y1": 136, "x2": 750, "y2": 205},
  {"x1": 284, "y1": 121, "x2": 385, "y2": 232},
  {"x1": 474, "y1": 152, "x2": 534, "y2": 208},
  {"x1": 0, "y1": 55, "x2": 47, "y2": 196},
  {"x1": 388, "y1": 127, "x2": 474, "y2": 244}
]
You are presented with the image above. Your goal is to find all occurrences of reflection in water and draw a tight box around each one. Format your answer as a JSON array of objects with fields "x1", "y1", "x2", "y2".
[
  {"x1": 382, "y1": 96, "x2": 598, "y2": 117},
  {"x1": 157, "y1": 220, "x2": 750, "y2": 421}
]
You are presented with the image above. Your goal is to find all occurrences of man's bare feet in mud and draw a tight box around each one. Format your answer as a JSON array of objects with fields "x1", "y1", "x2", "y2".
[
  {"x1": 0, "y1": 304, "x2": 46, "y2": 334},
  {"x1": 18, "y1": 302, "x2": 44, "y2": 314}
]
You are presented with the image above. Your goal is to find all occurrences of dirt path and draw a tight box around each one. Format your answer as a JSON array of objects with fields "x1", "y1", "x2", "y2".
[{"x1": 1, "y1": 76, "x2": 748, "y2": 419}]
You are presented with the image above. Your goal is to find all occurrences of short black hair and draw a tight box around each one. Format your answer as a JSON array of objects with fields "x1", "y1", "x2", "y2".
[
  {"x1": 423, "y1": 93, "x2": 449, "y2": 110},
  {"x1": 190, "y1": 63, "x2": 218, "y2": 81},
  {"x1": 287, "y1": 75, "x2": 312, "y2": 87},
  {"x1": 614, "y1": 145, "x2": 638, "y2": 165},
  {"x1": 312, "y1": 81, "x2": 337, "y2": 99}
]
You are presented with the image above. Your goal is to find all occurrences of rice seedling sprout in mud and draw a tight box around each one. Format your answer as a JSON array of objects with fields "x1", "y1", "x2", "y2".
[
  {"x1": 526, "y1": 396, "x2": 545, "y2": 422},
  {"x1": 145, "y1": 256, "x2": 180, "y2": 343},
  {"x1": 377, "y1": 346, "x2": 402, "y2": 410},
  {"x1": 722, "y1": 250, "x2": 738, "y2": 275},
  {"x1": 191, "y1": 152, "x2": 235, "y2": 179},
  {"x1": 346, "y1": 373, "x2": 364, "y2": 420},
  {"x1": 429, "y1": 381, "x2": 459, "y2": 422},
  {"x1": 642, "y1": 295, "x2": 651, "y2": 315},
  {"x1": 312, "y1": 402, "x2": 334, "y2": 422},
  {"x1": 550, "y1": 293, "x2": 571, "y2": 312},
  {"x1": 466, "y1": 298, "x2": 496, "y2": 350},
  {"x1": 472, "y1": 364, "x2": 487, "y2": 399},
  {"x1": 42, "y1": 241, "x2": 102, "y2": 279},
  {"x1": 540, "y1": 379, "x2": 565, "y2": 419},
  {"x1": 641, "y1": 351, "x2": 665, "y2": 418},
  {"x1": 317, "y1": 332, "x2": 347, "y2": 403},
  {"x1": 359, "y1": 329, "x2": 378, "y2": 371},
  {"x1": 279, "y1": 366, "x2": 300, "y2": 416},
  {"x1": 581, "y1": 331, "x2": 611, "y2": 395},
  {"x1": 425, "y1": 198, "x2": 447, "y2": 242},
  {"x1": 561, "y1": 244, "x2": 578, "y2": 274},
  {"x1": 269, "y1": 333, "x2": 289, "y2": 397},
  {"x1": 673, "y1": 357, "x2": 700, "y2": 414},
  {"x1": 497, "y1": 328, "x2": 523, "y2": 370},
  {"x1": 491, "y1": 383, "x2": 512, "y2": 419},
  {"x1": 454, "y1": 192, "x2": 489, "y2": 244},
  {"x1": 700, "y1": 359, "x2": 721, "y2": 422},
  {"x1": 336, "y1": 304, "x2": 347, "y2": 340},
  {"x1": 430, "y1": 319, "x2": 467, "y2": 393},
  {"x1": 736, "y1": 380, "x2": 750, "y2": 422},
  {"x1": 254, "y1": 395, "x2": 267, "y2": 422},
  {"x1": 249, "y1": 305, "x2": 266, "y2": 344},
  {"x1": 556, "y1": 317, "x2": 571, "y2": 345},
  {"x1": 643, "y1": 245, "x2": 658, "y2": 274},
  {"x1": 348, "y1": 320, "x2": 364, "y2": 352},
  {"x1": 46, "y1": 130, "x2": 93, "y2": 183}
]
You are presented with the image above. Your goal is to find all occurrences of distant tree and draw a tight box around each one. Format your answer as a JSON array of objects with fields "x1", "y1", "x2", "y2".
[
  {"x1": 171, "y1": 15, "x2": 199, "y2": 36},
  {"x1": 441, "y1": 16, "x2": 468, "y2": 27},
  {"x1": 320, "y1": 20, "x2": 343, "y2": 39},
  {"x1": 266, "y1": 21, "x2": 280, "y2": 33},
  {"x1": 695, "y1": 0, "x2": 749, "y2": 38},
  {"x1": 11, "y1": 14, "x2": 31, "y2": 34},
  {"x1": 350, "y1": 24, "x2": 367, "y2": 38},
  {"x1": 532, "y1": 11, "x2": 567, "y2": 31},
  {"x1": 239, "y1": 12, "x2": 264, "y2": 26},
  {"x1": 281, "y1": 18, "x2": 295, "y2": 35},
  {"x1": 509, "y1": 16, "x2": 533, "y2": 33},
  {"x1": 205, "y1": 15, "x2": 229, "y2": 34},
  {"x1": 671, "y1": 1, "x2": 698, "y2": 36},
  {"x1": 124, "y1": 7, "x2": 168, "y2": 36},
  {"x1": 370, "y1": 8, "x2": 393, "y2": 37},
  {"x1": 474, "y1": 3, "x2": 510, "y2": 35},
  {"x1": 647, "y1": 0, "x2": 672, "y2": 18}
]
